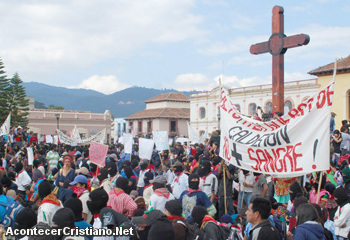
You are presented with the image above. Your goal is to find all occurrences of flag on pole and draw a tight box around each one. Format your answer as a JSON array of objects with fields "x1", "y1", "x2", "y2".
[
  {"x1": 0, "y1": 113, "x2": 11, "y2": 136},
  {"x1": 187, "y1": 122, "x2": 199, "y2": 143}
]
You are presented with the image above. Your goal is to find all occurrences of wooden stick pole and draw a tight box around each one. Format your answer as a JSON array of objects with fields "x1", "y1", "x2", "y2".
[
  {"x1": 316, "y1": 171, "x2": 323, "y2": 205},
  {"x1": 240, "y1": 185, "x2": 245, "y2": 209}
]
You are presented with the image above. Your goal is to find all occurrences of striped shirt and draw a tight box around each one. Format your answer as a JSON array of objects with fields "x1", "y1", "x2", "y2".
[
  {"x1": 107, "y1": 188, "x2": 137, "y2": 218},
  {"x1": 46, "y1": 151, "x2": 60, "y2": 169}
]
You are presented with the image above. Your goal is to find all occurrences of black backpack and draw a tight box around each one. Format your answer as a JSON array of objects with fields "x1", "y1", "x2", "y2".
[{"x1": 176, "y1": 220, "x2": 206, "y2": 240}]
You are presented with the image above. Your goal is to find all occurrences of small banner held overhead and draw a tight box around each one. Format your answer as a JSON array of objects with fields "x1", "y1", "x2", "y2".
[
  {"x1": 27, "y1": 147, "x2": 34, "y2": 166},
  {"x1": 139, "y1": 138, "x2": 155, "y2": 160},
  {"x1": 89, "y1": 141, "x2": 108, "y2": 167},
  {"x1": 219, "y1": 80, "x2": 334, "y2": 177},
  {"x1": 123, "y1": 133, "x2": 133, "y2": 154},
  {"x1": 46, "y1": 135, "x2": 53, "y2": 144},
  {"x1": 152, "y1": 131, "x2": 169, "y2": 151}
]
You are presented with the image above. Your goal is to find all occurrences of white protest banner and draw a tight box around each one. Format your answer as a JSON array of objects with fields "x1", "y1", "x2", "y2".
[
  {"x1": 46, "y1": 135, "x2": 53, "y2": 144},
  {"x1": 57, "y1": 129, "x2": 106, "y2": 146},
  {"x1": 123, "y1": 133, "x2": 133, "y2": 154},
  {"x1": 152, "y1": 131, "x2": 169, "y2": 151},
  {"x1": 0, "y1": 114, "x2": 10, "y2": 136},
  {"x1": 27, "y1": 147, "x2": 34, "y2": 165},
  {"x1": 139, "y1": 138, "x2": 154, "y2": 160},
  {"x1": 118, "y1": 136, "x2": 124, "y2": 144},
  {"x1": 219, "y1": 80, "x2": 334, "y2": 177},
  {"x1": 89, "y1": 141, "x2": 108, "y2": 167},
  {"x1": 187, "y1": 122, "x2": 199, "y2": 143}
]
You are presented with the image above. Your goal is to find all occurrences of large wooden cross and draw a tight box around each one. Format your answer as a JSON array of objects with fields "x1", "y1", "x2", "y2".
[{"x1": 250, "y1": 6, "x2": 310, "y2": 113}]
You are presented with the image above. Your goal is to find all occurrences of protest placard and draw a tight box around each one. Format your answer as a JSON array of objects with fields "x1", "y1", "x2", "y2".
[{"x1": 89, "y1": 141, "x2": 108, "y2": 167}]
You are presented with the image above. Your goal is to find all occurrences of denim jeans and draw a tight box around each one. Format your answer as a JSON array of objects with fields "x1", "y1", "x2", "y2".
[
  {"x1": 219, "y1": 197, "x2": 234, "y2": 219},
  {"x1": 237, "y1": 191, "x2": 252, "y2": 213}
]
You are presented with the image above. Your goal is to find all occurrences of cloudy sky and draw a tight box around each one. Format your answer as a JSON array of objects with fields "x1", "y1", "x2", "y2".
[{"x1": 0, "y1": 0, "x2": 348, "y2": 94}]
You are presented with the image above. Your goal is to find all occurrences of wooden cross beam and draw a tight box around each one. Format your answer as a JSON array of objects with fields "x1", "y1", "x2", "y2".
[{"x1": 250, "y1": 6, "x2": 310, "y2": 113}]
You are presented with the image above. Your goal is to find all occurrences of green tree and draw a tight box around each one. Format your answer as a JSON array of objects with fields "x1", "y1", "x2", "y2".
[
  {"x1": 34, "y1": 101, "x2": 47, "y2": 109},
  {"x1": 9, "y1": 73, "x2": 29, "y2": 127},
  {"x1": 0, "y1": 58, "x2": 10, "y2": 124},
  {"x1": 48, "y1": 105, "x2": 64, "y2": 110}
]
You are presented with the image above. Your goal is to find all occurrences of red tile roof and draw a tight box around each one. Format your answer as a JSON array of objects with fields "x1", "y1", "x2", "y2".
[
  {"x1": 144, "y1": 92, "x2": 189, "y2": 103},
  {"x1": 125, "y1": 108, "x2": 190, "y2": 120},
  {"x1": 308, "y1": 56, "x2": 350, "y2": 76}
]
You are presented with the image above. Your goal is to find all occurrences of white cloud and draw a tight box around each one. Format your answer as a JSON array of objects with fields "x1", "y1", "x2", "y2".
[
  {"x1": 70, "y1": 75, "x2": 130, "y2": 94},
  {"x1": 172, "y1": 71, "x2": 310, "y2": 92},
  {"x1": 171, "y1": 73, "x2": 211, "y2": 91},
  {"x1": 0, "y1": 1, "x2": 205, "y2": 82}
]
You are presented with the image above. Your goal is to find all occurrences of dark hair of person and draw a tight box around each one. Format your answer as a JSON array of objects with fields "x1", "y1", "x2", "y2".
[
  {"x1": 251, "y1": 197, "x2": 271, "y2": 220},
  {"x1": 296, "y1": 203, "x2": 320, "y2": 226}
]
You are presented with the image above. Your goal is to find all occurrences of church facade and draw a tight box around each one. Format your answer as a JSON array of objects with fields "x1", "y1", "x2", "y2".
[{"x1": 190, "y1": 79, "x2": 319, "y2": 136}]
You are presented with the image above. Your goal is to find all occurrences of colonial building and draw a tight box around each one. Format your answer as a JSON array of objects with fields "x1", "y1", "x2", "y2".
[
  {"x1": 308, "y1": 56, "x2": 350, "y2": 128},
  {"x1": 112, "y1": 118, "x2": 127, "y2": 143},
  {"x1": 190, "y1": 79, "x2": 319, "y2": 135},
  {"x1": 125, "y1": 92, "x2": 190, "y2": 137},
  {"x1": 27, "y1": 109, "x2": 112, "y2": 144}
]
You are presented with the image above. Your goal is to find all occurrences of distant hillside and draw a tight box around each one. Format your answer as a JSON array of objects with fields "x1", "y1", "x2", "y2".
[{"x1": 23, "y1": 82, "x2": 197, "y2": 118}]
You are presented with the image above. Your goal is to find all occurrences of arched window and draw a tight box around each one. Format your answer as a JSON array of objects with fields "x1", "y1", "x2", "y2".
[
  {"x1": 266, "y1": 102, "x2": 273, "y2": 114},
  {"x1": 235, "y1": 104, "x2": 241, "y2": 112},
  {"x1": 200, "y1": 107, "x2": 206, "y2": 119},
  {"x1": 249, "y1": 103, "x2": 257, "y2": 116},
  {"x1": 284, "y1": 100, "x2": 293, "y2": 112}
]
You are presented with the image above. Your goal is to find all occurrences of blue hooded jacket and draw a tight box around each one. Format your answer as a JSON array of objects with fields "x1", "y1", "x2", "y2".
[{"x1": 293, "y1": 222, "x2": 326, "y2": 240}]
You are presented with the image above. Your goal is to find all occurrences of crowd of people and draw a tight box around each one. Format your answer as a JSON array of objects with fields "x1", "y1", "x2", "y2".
[{"x1": 0, "y1": 114, "x2": 349, "y2": 240}]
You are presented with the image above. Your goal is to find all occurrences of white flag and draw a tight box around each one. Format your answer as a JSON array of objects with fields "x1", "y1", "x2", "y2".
[
  {"x1": 0, "y1": 113, "x2": 11, "y2": 136},
  {"x1": 187, "y1": 122, "x2": 199, "y2": 143}
]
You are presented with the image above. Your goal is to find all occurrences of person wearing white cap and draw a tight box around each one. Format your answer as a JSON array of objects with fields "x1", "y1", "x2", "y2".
[{"x1": 148, "y1": 175, "x2": 175, "y2": 213}]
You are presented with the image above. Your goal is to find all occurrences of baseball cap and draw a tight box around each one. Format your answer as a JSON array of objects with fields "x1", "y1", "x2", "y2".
[
  {"x1": 62, "y1": 152, "x2": 69, "y2": 156},
  {"x1": 76, "y1": 167, "x2": 89, "y2": 176},
  {"x1": 70, "y1": 175, "x2": 88, "y2": 185},
  {"x1": 132, "y1": 209, "x2": 164, "y2": 227},
  {"x1": 150, "y1": 175, "x2": 167, "y2": 184},
  {"x1": 74, "y1": 151, "x2": 82, "y2": 156}
]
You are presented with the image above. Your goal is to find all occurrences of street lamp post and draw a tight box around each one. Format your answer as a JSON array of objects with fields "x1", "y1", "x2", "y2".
[{"x1": 55, "y1": 114, "x2": 60, "y2": 130}]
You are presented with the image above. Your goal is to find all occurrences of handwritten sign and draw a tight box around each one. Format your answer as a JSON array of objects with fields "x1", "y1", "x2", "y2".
[
  {"x1": 89, "y1": 141, "x2": 108, "y2": 167},
  {"x1": 220, "y1": 80, "x2": 334, "y2": 177}
]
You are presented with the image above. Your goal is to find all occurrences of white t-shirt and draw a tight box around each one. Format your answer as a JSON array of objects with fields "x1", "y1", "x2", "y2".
[
  {"x1": 137, "y1": 169, "x2": 150, "y2": 188},
  {"x1": 16, "y1": 171, "x2": 32, "y2": 191},
  {"x1": 199, "y1": 173, "x2": 218, "y2": 198},
  {"x1": 238, "y1": 171, "x2": 254, "y2": 193},
  {"x1": 340, "y1": 132, "x2": 350, "y2": 150},
  {"x1": 171, "y1": 172, "x2": 188, "y2": 199},
  {"x1": 148, "y1": 190, "x2": 175, "y2": 213}
]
